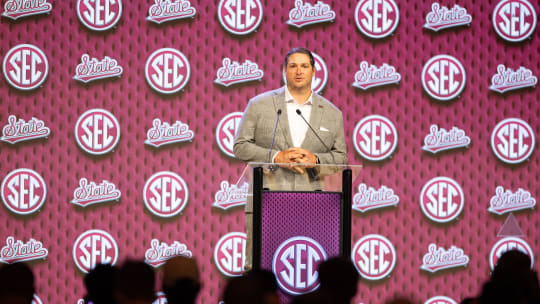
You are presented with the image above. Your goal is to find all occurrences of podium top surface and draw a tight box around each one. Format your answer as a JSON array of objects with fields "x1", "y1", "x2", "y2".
[{"x1": 236, "y1": 162, "x2": 363, "y2": 193}]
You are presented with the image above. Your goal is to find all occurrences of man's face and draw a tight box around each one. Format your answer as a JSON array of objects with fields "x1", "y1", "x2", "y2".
[{"x1": 284, "y1": 53, "x2": 315, "y2": 91}]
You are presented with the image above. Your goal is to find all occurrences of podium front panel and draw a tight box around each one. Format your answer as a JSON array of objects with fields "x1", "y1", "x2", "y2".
[{"x1": 261, "y1": 191, "x2": 341, "y2": 295}]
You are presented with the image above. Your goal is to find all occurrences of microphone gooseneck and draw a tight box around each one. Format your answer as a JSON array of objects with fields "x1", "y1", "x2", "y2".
[
  {"x1": 268, "y1": 109, "x2": 282, "y2": 163},
  {"x1": 296, "y1": 109, "x2": 336, "y2": 164}
]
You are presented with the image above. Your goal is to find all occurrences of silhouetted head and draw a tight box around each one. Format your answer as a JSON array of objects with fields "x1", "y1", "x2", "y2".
[
  {"x1": 84, "y1": 263, "x2": 117, "y2": 304},
  {"x1": 223, "y1": 269, "x2": 279, "y2": 304},
  {"x1": 0, "y1": 263, "x2": 35, "y2": 304},
  {"x1": 318, "y1": 257, "x2": 359, "y2": 301},
  {"x1": 114, "y1": 260, "x2": 155, "y2": 304},
  {"x1": 162, "y1": 256, "x2": 201, "y2": 304}
]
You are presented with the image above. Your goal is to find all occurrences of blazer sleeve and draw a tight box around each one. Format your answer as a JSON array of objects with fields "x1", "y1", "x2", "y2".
[{"x1": 233, "y1": 98, "x2": 277, "y2": 162}]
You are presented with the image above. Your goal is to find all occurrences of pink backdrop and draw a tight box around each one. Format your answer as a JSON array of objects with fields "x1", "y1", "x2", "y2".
[{"x1": 1, "y1": 0, "x2": 539, "y2": 303}]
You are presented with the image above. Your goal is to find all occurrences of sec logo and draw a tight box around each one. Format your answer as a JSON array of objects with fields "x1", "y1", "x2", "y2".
[
  {"x1": 272, "y1": 236, "x2": 327, "y2": 295},
  {"x1": 491, "y1": 118, "x2": 535, "y2": 164},
  {"x1": 420, "y1": 177, "x2": 464, "y2": 223},
  {"x1": 422, "y1": 55, "x2": 466, "y2": 101},
  {"x1": 216, "y1": 112, "x2": 243, "y2": 158},
  {"x1": 1, "y1": 168, "x2": 46, "y2": 215},
  {"x1": 214, "y1": 232, "x2": 246, "y2": 277},
  {"x1": 32, "y1": 294, "x2": 43, "y2": 304},
  {"x1": 352, "y1": 234, "x2": 396, "y2": 280},
  {"x1": 353, "y1": 115, "x2": 398, "y2": 161},
  {"x1": 355, "y1": 0, "x2": 399, "y2": 39},
  {"x1": 424, "y1": 296, "x2": 458, "y2": 304},
  {"x1": 77, "y1": 0, "x2": 123, "y2": 31},
  {"x1": 282, "y1": 52, "x2": 328, "y2": 93},
  {"x1": 3, "y1": 44, "x2": 48, "y2": 91},
  {"x1": 145, "y1": 48, "x2": 191, "y2": 94},
  {"x1": 218, "y1": 0, "x2": 263, "y2": 35},
  {"x1": 493, "y1": 0, "x2": 537, "y2": 42},
  {"x1": 489, "y1": 237, "x2": 534, "y2": 271},
  {"x1": 75, "y1": 109, "x2": 120, "y2": 155},
  {"x1": 152, "y1": 292, "x2": 167, "y2": 304},
  {"x1": 143, "y1": 171, "x2": 189, "y2": 218},
  {"x1": 72, "y1": 229, "x2": 118, "y2": 273}
]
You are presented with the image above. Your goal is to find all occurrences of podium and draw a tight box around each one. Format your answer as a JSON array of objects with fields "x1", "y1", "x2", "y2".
[{"x1": 237, "y1": 163, "x2": 362, "y2": 296}]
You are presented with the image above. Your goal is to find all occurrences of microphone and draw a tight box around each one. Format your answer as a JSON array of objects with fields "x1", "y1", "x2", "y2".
[
  {"x1": 267, "y1": 109, "x2": 282, "y2": 163},
  {"x1": 296, "y1": 109, "x2": 336, "y2": 164}
]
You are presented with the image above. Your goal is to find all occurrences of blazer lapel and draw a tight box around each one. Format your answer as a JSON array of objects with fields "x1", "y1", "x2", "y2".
[
  {"x1": 272, "y1": 88, "x2": 294, "y2": 149},
  {"x1": 301, "y1": 94, "x2": 324, "y2": 149}
]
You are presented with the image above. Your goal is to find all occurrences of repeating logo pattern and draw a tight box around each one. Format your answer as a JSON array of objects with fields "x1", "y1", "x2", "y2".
[
  {"x1": 355, "y1": 0, "x2": 399, "y2": 39},
  {"x1": 272, "y1": 236, "x2": 326, "y2": 295},
  {"x1": 420, "y1": 243, "x2": 469, "y2": 273},
  {"x1": 286, "y1": 0, "x2": 336, "y2": 28},
  {"x1": 74, "y1": 109, "x2": 121, "y2": 155},
  {"x1": 422, "y1": 124, "x2": 471, "y2": 154},
  {"x1": 212, "y1": 181, "x2": 248, "y2": 210},
  {"x1": 32, "y1": 295, "x2": 43, "y2": 304},
  {"x1": 492, "y1": 0, "x2": 537, "y2": 42},
  {"x1": 352, "y1": 183, "x2": 399, "y2": 212},
  {"x1": 1, "y1": 115, "x2": 50, "y2": 144},
  {"x1": 214, "y1": 232, "x2": 246, "y2": 277},
  {"x1": 71, "y1": 178, "x2": 121, "y2": 207},
  {"x1": 147, "y1": 0, "x2": 196, "y2": 24},
  {"x1": 424, "y1": 3, "x2": 472, "y2": 31},
  {"x1": 0, "y1": 236, "x2": 48, "y2": 264},
  {"x1": 143, "y1": 171, "x2": 189, "y2": 218},
  {"x1": 352, "y1": 234, "x2": 396, "y2": 280},
  {"x1": 420, "y1": 177, "x2": 464, "y2": 223},
  {"x1": 73, "y1": 54, "x2": 123, "y2": 83},
  {"x1": 353, "y1": 115, "x2": 398, "y2": 161},
  {"x1": 488, "y1": 186, "x2": 536, "y2": 215},
  {"x1": 215, "y1": 112, "x2": 242, "y2": 158},
  {"x1": 77, "y1": 0, "x2": 122, "y2": 31},
  {"x1": 214, "y1": 58, "x2": 264, "y2": 87},
  {"x1": 1, "y1": 168, "x2": 47, "y2": 215},
  {"x1": 72, "y1": 229, "x2": 119, "y2": 273},
  {"x1": 352, "y1": 61, "x2": 401, "y2": 90},
  {"x1": 217, "y1": 0, "x2": 263, "y2": 35},
  {"x1": 145, "y1": 48, "x2": 191, "y2": 94},
  {"x1": 490, "y1": 64, "x2": 538, "y2": 93},
  {"x1": 422, "y1": 55, "x2": 466, "y2": 101},
  {"x1": 489, "y1": 237, "x2": 534, "y2": 270},
  {"x1": 145, "y1": 118, "x2": 194, "y2": 148},
  {"x1": 2, "y1": 0, "x2": 52, "y2": 20},
  {"x1": 491, "y1": 118, "x2": 535, "y2": 164},
  {"x1": 144, "y1": 238, "x2": 193, "y2": 268},
  {"x1": 3, "y1": 44, "x2": 48, "y2": 90}
]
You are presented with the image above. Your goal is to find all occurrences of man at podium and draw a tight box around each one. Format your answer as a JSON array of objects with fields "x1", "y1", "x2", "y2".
[{"x1": 234, "y1": 47, "x2": 347, "y2": 270}]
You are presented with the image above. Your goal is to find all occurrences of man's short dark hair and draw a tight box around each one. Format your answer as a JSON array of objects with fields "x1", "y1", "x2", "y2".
[{"x1": 284, "y1": 47, "x2": 315, "y2": 68}]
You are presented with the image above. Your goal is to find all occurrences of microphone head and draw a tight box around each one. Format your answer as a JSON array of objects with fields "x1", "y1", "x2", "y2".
[
  {"x1": 296, "y1": 109, "x2": 302, "y2": 115},
  {"x1": 277, "y1": 109, "x2": 282, "y2": 115}
]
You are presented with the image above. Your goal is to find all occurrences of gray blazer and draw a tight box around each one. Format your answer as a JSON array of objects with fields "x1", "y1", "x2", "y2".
[{"x1": 234, "y1": 87, "x2": 347, "y2": 196}]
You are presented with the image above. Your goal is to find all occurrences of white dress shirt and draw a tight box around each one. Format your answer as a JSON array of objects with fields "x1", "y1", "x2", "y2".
[{"x1": 284, "y1": 87, "x2": 313, "y2": 147}]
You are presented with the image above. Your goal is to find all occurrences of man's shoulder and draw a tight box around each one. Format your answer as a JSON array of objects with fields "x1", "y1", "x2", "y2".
[
  {"x1": 249, "y1": 87, "x2": 284, "y2": 103},
  {"x1": 314, "y1": 93, "x2": 342, "y2": 115}
]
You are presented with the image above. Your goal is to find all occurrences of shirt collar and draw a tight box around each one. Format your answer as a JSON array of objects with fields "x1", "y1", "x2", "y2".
[{"x1": 284, "y1": 86, "x2": 313, "y2": 105}]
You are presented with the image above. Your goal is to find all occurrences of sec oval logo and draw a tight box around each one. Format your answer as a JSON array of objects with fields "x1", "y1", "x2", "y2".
[
  {"x1": 353, "y1": 115, "x2": 398, "y2": 161},
  {"x1": 216, "y1": 112, "x2": 242, "y2": 158},
  {"x1": 489, "y1": 237, "x2": 534, "y2": 271},
  {"x1": 32, "y1": 294, "x2": 43, "y2": 304},
  {"x1": 72, "y1": 229, "x2": 119, "y2": 273},
  {"x1": 422, "y1": 55, "x2": 466, "y2": 101},
  {"x1": 77, "y1": 0, "x2": 123, "y2": 31},
  {"x1": 143, "y1": 171, "x2": 189, "y2": 218},
  {"x1": 214, "y1": 232, "x2": 246, "y2": 277},
  {"x1": 272, "y1": 236, "x2": 327, "y2": 295},
  {"x1": 145, "y1": 48, "x2": 191, "y2": 94},
  {"x1": 152, "y1": 292, "x2": 167, "y2": 304},
  {"x1": 352, "y1": 234, "x2": 396, "y2": 280},
  {"x1": 420, "y1": 177, "x2": 464, "y2": 223},
  {"x1": 218, "y1": 0, "x2": 263, "y2": 35},
  {"x1": 491, "y1": 118, "x2": 535, "y2": 164},
  {"x1": 3, "y1": 44, "x2": 48, "y2": 91},
  {"x1": 75, "y1": 109, "x2": 120, "y2": 155},
  {"x1": 1, "y1": 168, "x2": 46, "y2": 215},
  {"x1": 424, "y1": 296, "x2": 458, "y2": 304},
  {"x1": 355, "y1": 0, "x2": 399, "y2": 39},
  {"x1": 493, "y1": 0, "x2": 537, "y2": 42}
]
